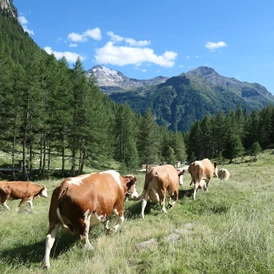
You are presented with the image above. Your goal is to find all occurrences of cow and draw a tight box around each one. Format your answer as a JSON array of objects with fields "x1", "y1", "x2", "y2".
[
  {"x1": 132, "y1": 164, "x2": 179, "y2": 218},
  {"x1": 188, "y1": 158, "x2": 218, "y2": 200},
  {"x1": 42, "y1": 171, "x2": 138, "y2": 269},
  {"x1": 218, "y1": 168, "x2": 230, "y2": 181},
  {"x1": 0, "y1": 181, "x2": 48, "y2": 211}
]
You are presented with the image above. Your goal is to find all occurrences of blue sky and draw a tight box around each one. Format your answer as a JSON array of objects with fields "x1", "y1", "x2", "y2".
[{"x1": 14, "y1": 0, "x2": 274, "y2": 94}]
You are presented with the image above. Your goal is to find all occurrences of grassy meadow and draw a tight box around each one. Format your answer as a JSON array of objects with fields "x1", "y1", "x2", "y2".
[{"x1": 1, "y1": 150, "x2": 274, "y2": 273}]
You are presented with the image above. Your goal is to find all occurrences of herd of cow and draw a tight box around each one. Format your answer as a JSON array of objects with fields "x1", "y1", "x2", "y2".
[{"x1": 0, "y1": 158, "x2": 230, "y2": 269}]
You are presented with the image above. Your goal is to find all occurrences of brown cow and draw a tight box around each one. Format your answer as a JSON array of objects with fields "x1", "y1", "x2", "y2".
[
  {"x1": 188, "y1": 158, "x2": 218, "y2": 200},
  {"x1": 218, "y1": 168, "x2": 230, "y2": 181},
  {"x1": 133, "y1": 165, "x2": 179, "y2": 218},
  {"x1": 42, "y1": 170, "x2": 138, "y2": 269},
  {"x1": 0, "y1": 181, "x2": 48, "y2": 210}
]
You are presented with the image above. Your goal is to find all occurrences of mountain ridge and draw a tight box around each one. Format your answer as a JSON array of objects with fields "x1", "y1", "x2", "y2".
[
  {"x1": 90, "y1": 65, "x2": 274, "y2": 132},
  {"x1": 87, "y1": 65, "x2": 169, "y2": 94}
]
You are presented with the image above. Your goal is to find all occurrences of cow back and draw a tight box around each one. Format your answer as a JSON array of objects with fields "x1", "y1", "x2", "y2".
[
  {"x1": 189, "y1": 159, "x2": 217, "y2": 182},
  {"x1": 144, "y1": 165, "x2": 179, "y2": 192}
]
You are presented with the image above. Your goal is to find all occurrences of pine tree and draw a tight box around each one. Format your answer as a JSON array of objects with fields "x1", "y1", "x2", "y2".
[
  {"x1": 258, "y1": 105, "x2": 273, "y2": 149},
  {"x1": 211, "y1": 109, "x2": 226, "y2": 157},
  {"x1": 137, "y1": 109, "x2": 160, "y2": 171},
  {"x1": 223, "y1": 134, "x2": 244, "y2": 163},
  {"x1": 113, "y1": 104, "x2": 139, "y2": 169},
  {"x1": 199, "y1": 113, "x2": 212, "y2": 158},
  {"x1": 187, "y1": 120, "x2": 202, "y2": 161},
  {"x1": 243, "y1": 109, "x2": 260, "y2": 149}
]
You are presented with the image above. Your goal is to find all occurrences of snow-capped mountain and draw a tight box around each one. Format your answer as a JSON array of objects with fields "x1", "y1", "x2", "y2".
[{"x1": 87, "y1": 65, "x2": 169, "y2": 94}]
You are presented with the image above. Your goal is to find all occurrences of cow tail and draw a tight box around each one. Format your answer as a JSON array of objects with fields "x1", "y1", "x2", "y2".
[
  {"x1": 56, "y1": 187, "x2": 70, "y2": 231},
  {"x1": 129, "y1": 190, "x2": 145, "y2": 201}
]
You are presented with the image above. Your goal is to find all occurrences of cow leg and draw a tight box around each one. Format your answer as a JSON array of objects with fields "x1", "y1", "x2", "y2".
[
  {"x1": 111, "y1": 209, "x2": 124, "y2": 233},
  {"x1": 43, "y1": 223, "x2": 60, "y2": 269},
  {"x1": 79, "y1": 210, "x2": 94, "y2": 251},
  {"x1": 27, "y1": 199, "x2": 34, "y2": 209},
  {"x1": 161, "y1": 197, "x2": 167, "y2": 213},
  {"x1": 160, "y1": 189, "x2": 167, "y2": 213},
  {"x1": 193, "y1": 183, "x2": 199, "y2": 200},
  {"x1": 205, "y1": 179, "x2": 210, "y2": 192},
  {"x1": 2, "y1": 201, "x2": 10, "y2": 210},
  {"x1": 168, "y1": 190, "x2": 178, "y2": 208},
  {"x1": 18, "y1": 198, "x2": 28, "y2": 209},
  {"x1": 140, "y1": 192, "x2": 149, "y2": 218}
]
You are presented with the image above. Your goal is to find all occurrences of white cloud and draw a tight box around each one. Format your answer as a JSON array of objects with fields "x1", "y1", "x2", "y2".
[
  {"x1": 22, "y1": 26, "x2": 34, "y2": 35},
  {"x1": 205, "y1": 41, "x2": 227, "y2": 51},
  {"x1": 107, "y1": 31, "x2": 124, "y2": 42},
  {"x1": 125, "y1": 38, "x2": 151, "y2": 47},
  {"x1": 69, "y1": 43, "x2": 78, "y2": 48},
  {"x1": 18, "y1": 16, "x2": 28, "y2": 24},
  {"x1": 84, "y1": 28, "x2": 102, "y2": 40},
  {"x1": 68, "y1": 32, "x2": 87, "y2": 42},
  {"x1": 186, "y1": 56, "x2": 190, "y2": 59},
  {"x1": 18, "y1": 15, "x2": 34, "y2": 35},
  {"x1": 95, "y1": 41, "x2": 177, "y2": 67},
  {"x1": 107, "y1": 31, "x2": 151, "y2": 47},
  {"x1": 68, "y1": 28, "x2": 102, "y2": 42},
  {"x1": 44, "y1": 46, "x2": 86, "y2": 63}
]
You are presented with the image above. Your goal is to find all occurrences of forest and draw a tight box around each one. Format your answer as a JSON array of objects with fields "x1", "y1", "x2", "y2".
[{"x1": 1, "y1": 7, "x2": 274, "y2": 181}]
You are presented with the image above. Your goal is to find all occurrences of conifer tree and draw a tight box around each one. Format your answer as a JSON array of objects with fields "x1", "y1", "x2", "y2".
[
  {"x1": 243, "y1": 109, "x2": 260, "y2": 149},
  {"x1": 223, "y1": 134, "x2": 244, "y2": 163},
  {"x1": 258, "y1": 105, "x2": 273, "y2": 149},
  {"x1": 113, "y1": 104, "x2": 139, "y2": 169},
  {"x1": 211, "y1": 109, "x2": 226, "y2": 157},
  {"x1": 186, "y1": 120, "x2": 202, "y2": 161},
  {"x1": 137, "y1": 109, "x2": 160, "y2": 171},
  {"x1": 199, "y1": 113, "x2": 212, "y2": 158}
]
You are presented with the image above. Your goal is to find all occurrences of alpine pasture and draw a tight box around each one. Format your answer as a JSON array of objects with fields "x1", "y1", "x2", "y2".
[{"x1": 1, "y1": 150, "x2": 274, "y2": 274}]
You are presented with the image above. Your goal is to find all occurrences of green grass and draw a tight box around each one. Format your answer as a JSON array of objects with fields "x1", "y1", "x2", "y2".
[{"x1": 1, "y1": 150, "x2": 274, "y2": 273}]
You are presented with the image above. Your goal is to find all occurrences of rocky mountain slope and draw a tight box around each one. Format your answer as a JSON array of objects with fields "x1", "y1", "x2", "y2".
[
  {"x1": 87, "y1": 65, "x2": 169, "y2": 94},
  {"x1": 89, "y1": 65, "x2": 274, "y2": 132}
]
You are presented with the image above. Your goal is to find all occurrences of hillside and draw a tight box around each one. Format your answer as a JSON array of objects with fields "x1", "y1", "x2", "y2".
[{"x1": 90, "y1": 66, "x2": 274, "y2": 132}]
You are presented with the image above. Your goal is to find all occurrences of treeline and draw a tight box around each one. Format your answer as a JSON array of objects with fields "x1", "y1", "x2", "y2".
[
  {"x1": 1, "y1": 9, "x2": 274, "y2": 181},
  {"x1": 185, "y1": 105, "x2": 274, "y2": 163},
  {"x1": 0, "y1": 10, "x2": 187, "y2": 180}
]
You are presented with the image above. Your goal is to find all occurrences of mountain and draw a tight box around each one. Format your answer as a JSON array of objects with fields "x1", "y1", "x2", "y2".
[
  {"x1": 90, "y1": 65, "x2": 274, "y2": 132},
  {"x1": 87, "y1": 65, "x2": 169, "y2": 95},
  {"x1": 0, "y1": 0, "x2": 17, "y2": 17}
]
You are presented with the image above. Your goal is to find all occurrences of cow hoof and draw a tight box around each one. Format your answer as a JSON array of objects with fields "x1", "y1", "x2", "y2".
[
  {"x1": 42, "y1": 263, "x2": 50, "y2": 270},
  {"x1": 106, "y1": 228, "x2": 115, "y2": 235}
]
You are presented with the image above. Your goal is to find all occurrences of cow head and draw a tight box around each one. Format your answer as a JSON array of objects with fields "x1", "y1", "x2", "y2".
[
  {"x1": 213, "y1": 162, "x2": 218, "y2": 178},
  {"x1": 124, "y1": 175, "x2": 138, "y2": 199}
]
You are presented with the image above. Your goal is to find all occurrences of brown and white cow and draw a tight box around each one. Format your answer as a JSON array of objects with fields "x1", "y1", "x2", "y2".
[
  {"x1": 42, "y1": 170, "x2": 138, "y2": 269},
  {"x1": 133, "y1": 165, "x2": 179, "y2": 218},
  {"x1": 188, "y1": 158, "x2": 218, "y2": 200},
  {"x1": 0, "y1": 181, "x2": 48, "y2": 210},
  {"x1": 218, "y1": 168, "x2": 230, "y2": 181}
]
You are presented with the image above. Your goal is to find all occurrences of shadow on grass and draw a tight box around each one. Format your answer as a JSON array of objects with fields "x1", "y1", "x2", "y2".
[
  {"x1": 0, "y1": 232, "x2": 78, "y2": 266},
  {"x1": 179, "y1": 188, "x2": 194, "y2": 199}
]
